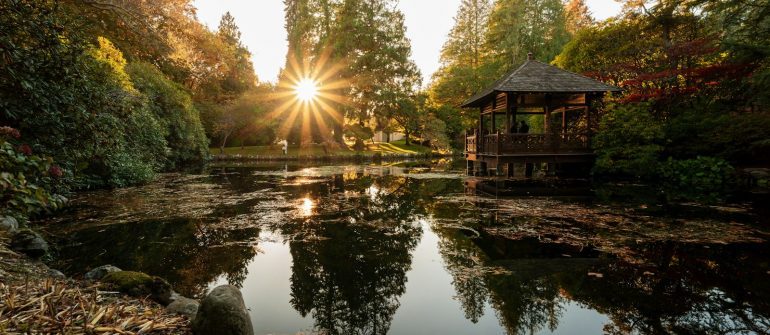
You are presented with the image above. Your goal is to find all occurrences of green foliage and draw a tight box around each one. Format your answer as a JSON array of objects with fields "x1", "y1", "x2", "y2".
[
  {"x1": 0, "y1": 133, "x2": 66, "y2": 221},
  {"x1": 664, "y1": 106, "x2": 770, "y2": 163},
  {"x1": 594, "y1": 103, "x2": 664, "y2": 178},
  {"x1": 0, "y1": 1, "x2": 163, "y2": 188},
  {"x1": 344, "y1": 124, "x2": 374, "y2": 142},
  {"x1": 127, "y1": 62, "x2": 209, "y2": 167},
  {"x1": 421, "y1": 116, "x2": 451, "y2": 152},
  {"x1": 659, "y1": 156, "x2": 736, "y2": 202},
  {"x1": 484, "y1": 0, "x2": 570, "y2": 74},
  {"x1": 0, "y1": 1, "x2": 241, "y2": 189}
]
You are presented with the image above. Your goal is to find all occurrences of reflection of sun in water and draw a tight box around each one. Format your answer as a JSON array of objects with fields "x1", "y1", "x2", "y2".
[
  {"x1": 367, "y1": 185, "x2": 380, "y2": 201},
  {"x1": 300, "y1": 197, "x2": 314, "y2": 217},
  {"x1": 294, "y1": 78, "x2": 318, "y2": 102}
]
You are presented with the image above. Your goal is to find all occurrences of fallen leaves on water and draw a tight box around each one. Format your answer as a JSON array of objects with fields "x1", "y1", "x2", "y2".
[{"x1": 0, "y1": 279, "x2": 190, "y2": 334}]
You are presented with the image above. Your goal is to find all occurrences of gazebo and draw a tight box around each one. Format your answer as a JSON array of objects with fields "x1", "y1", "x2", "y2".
[{"x1": 462, "y1": 53, "x2": 621, "y2": 176}]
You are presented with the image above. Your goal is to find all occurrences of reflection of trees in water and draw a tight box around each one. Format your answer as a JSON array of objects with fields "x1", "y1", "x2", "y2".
[
  {"x1": 485, "y1": 270, "x2": 565, "y2": 334},
  {"x1": 288, "y1": 223, "x2": 418, "y2": 335},
  {"x1": 273, "y1": 173, "x2": 459, "y2": 334},
  {"x1": 56, "y1": 218, "x2": 260, "y2": 297},
  {"x1": 434, "y1": 225, "x2": 571, "y2": 334},
  {"x1": 434, "y1": 227, "x2": 489, "y2": 323},
  {"x1": 435, "y1": 215, "x2": 770, "y2": 335},
  {"x1": 563, "y1": 242, "x2": 770, "y2": 335}
]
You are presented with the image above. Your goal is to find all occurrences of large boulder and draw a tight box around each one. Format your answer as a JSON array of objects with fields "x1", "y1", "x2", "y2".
[
  {"x1": 84, "y1": 265, "x2": 122, "y2": 280},
  {"x1": 102, "y1": 271, "x2": 173, "y2": 305},
  {"x1": 10, "y1": 229, "x2": 48, "y2": 258},
  {"x1": 192, "y1": 285, "x2": 253, "y2": 335},
  {"x1": 167, "y1": 295, "x2": 200, "y2": 321},
  {"x1": 0, "y1": 216, "x2": 18, "y2": 233}
]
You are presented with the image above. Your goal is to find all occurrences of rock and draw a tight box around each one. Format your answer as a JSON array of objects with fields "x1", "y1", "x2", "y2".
[
  {"x1": 192, "y1": 285, "x2": 253, "y2": 335},
  {"x1": 84, "y1": 265, "x2": 122, "y2": 280},
  {"x1": 0, "y1": 216, "x2": 18, "y2": 233},
  {"x1": 10, "y1": 229, "x2": 49, "y2": 258},
  {"x1": 102, "y1": 271, "x2": 173, "y2": 305},
  {"x1": 47, "y1": 268, "x2": 66, "y2": 280},
  {"x1": 150, "y1": 276, "x2": 173, "y2": 305},
  {"x1": 166, "y1": 295, "x2": 200, "y2": 321}
]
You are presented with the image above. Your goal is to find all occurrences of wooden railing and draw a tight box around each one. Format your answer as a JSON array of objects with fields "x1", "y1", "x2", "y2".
[{"x1": 466, "y1": 132, "x2": 590, "y2": 155}]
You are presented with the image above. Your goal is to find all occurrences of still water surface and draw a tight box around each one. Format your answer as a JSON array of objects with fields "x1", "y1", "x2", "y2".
[{"x1": 42, "y1": 161, "x2": 770, "y2": 334}]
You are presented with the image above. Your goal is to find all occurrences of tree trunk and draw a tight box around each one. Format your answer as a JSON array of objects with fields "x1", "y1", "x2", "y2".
[
  {"x1": 333, "y1": 123, "x2": 344, "y2": 145},
  {"x1": 219, "y1": 130, "x2": 232, "y2": 154},
  {"x1": 404, "y1": 130, "x2": 410, "y2": 145}
]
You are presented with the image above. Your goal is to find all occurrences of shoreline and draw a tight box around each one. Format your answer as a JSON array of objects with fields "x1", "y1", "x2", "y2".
[{"x1": 211, "y1": 152, "x2": 457, "y2": 162}]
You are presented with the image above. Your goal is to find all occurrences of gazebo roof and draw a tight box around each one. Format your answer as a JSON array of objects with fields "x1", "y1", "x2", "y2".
[{"x1": 461, "y1": 57, "x2": 622, "y2": 108}]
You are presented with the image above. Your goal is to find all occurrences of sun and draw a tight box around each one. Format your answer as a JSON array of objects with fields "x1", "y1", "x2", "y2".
[{"x1": 294, "y1": 78, "x2": 319, "y2": 102}]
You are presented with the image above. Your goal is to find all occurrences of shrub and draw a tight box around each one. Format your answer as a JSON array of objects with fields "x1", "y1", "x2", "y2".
[
  {"x1": 0, "y1": 129, "x2": 67, "y2": 222},
  {"x1": 659, "y1": 156, "x2": 736, "y2": 201},
  {"x1": 127, "y1": 62, "x2": 209, "y2": 167},
  {"x1": 593, "y1": 103, "x2": 664, "y2": 178}
]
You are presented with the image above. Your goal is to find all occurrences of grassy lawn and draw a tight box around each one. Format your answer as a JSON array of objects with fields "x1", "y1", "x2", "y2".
[{"x1": 211, "y1": 140, "x2": 432, "y2": 157}]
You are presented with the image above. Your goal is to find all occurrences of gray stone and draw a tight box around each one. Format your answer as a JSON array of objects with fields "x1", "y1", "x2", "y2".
[
  {"x1": 0, "y1": 216, "x2": 18, "y2": 233},
  {"x1": 10, "y1": 229, "x2": 49, "y2": 258},
  {"x1": 166, "y1": 296, "x2": 200, "y2": 321},
  {"x1": 47, "y1": 268, "x2": 66, "y2": 280},
  {"x1": 84, "y1": 265, "x2": 122, "y2": 280},
  {"x1": 192, "y1": 285, "x2": 253, "y2": 335},
  {"x1": 149, "y1": 276, "x2": 173, "y2": 305}
]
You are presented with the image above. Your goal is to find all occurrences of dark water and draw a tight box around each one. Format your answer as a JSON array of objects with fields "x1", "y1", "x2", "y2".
[{"x1": 41, "y1": 161, "x2": 770, "y2": 335}]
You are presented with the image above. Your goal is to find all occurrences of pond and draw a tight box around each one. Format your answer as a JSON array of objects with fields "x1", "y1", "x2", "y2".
[{"x1": 40, "y1": 160, "x2": 770, "y2": 335}]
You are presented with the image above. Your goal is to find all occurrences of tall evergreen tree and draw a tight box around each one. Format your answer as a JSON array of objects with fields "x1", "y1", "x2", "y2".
[
  {"x1": 430, "y1": 0, "x2": 492, "y2": 107},
  {"x1": 428, "y1": 0, "x2": 493, "y2": 143},
  {"x1": 484, "y1": 0, "x2": 570, "y2": 74},
  {"x1": 564, "y1": 0, "x2": 594, "y2": 34},
  {"x1": 217, "y1": 12, "x2": 257, "y2": 96}
]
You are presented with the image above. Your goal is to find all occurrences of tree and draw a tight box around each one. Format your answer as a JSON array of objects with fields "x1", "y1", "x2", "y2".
[
  {"x1": 484, "y1": 0, "x2": 570, "y2": 75},
  {"x1": 564, "y1": 0, "x2": 594, "y2": 34},
  {"x1": 429, "y1": 0, "x2": 493, "y2": 134},
  {"x1": 217, "y1": 12, "x2": 258, "y2": 96}
]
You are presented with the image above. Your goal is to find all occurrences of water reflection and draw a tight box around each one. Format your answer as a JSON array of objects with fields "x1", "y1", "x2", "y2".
[
  {"x1": 41, "y1": 162, "x2": 770, "y2": 334},
  {"x1": 299, "y1": 197, "x2": 314, "y2": 217}
]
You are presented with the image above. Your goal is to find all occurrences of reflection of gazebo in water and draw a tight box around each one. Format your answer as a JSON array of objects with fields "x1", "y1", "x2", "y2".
[{"x1": 462, "y1": 53, "x2": 621, "y2": 177}]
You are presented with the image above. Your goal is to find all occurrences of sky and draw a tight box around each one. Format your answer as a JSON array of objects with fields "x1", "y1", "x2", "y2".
[{"x1": 194, "y1": 0, "x2": 623, "y2": 84}]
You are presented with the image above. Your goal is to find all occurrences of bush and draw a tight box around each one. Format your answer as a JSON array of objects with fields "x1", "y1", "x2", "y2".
[
  {"x1": 593, "y1": 103, "x2": 664, "y2": 178},
  {"x1": 0, "y1": 128, "x2": 67, "y2": 222},
  {"x1": 659, "y1": 156, "x2": 736, "y2": 201},
  {"x1": 127, "y1": 62, "x2": 209, "y2": 167}
]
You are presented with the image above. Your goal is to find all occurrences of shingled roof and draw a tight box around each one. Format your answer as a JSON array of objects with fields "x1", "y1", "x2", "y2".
[{"x1": 461, "y1": 57, "x2": 622, "y2": 108}]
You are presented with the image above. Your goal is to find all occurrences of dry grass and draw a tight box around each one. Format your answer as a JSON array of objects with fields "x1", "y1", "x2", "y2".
[{"x1": 0, "y1": 279, "x2": 190, "y2": 334}]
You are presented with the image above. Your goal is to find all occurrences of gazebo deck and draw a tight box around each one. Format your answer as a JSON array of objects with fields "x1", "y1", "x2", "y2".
[{"x1": 465, "y1": 133, "x2": 594, "y2": 164}]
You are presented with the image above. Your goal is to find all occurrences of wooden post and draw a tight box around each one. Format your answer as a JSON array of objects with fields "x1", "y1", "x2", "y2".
[
  {"x1": 479, "y1": 107, "x2": 484, "y2": 152},
  {"x1": 508, "y1": 93, "x2": 517, "y2": 133},
  {"x1": 562, "y1": 108, "x2": 567, "y2": 136},
  {"x1": 505, "y1": 93, "x2": 511, "y2": 133},
  {"x1": 491, "y1": 99, "x2": 497, "y2": 133},
  {"x1": 544, "y1": 94, "x2": 551, "y2": 135}
]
